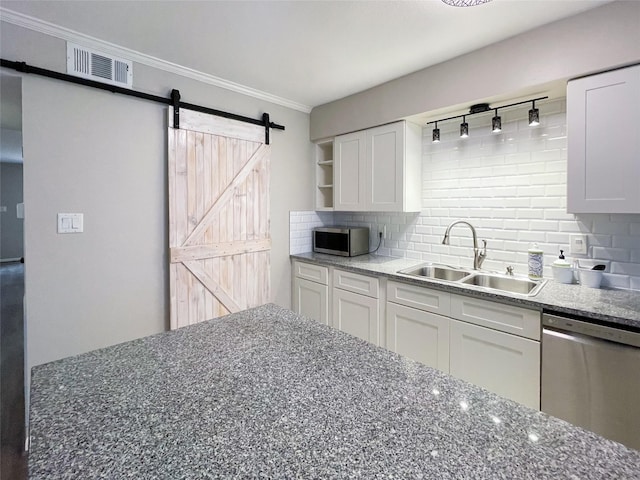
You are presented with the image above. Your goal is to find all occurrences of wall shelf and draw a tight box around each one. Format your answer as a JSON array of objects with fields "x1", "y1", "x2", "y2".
[{"x1": 314, "y1": 139, "x2": 334, "y2": 210}]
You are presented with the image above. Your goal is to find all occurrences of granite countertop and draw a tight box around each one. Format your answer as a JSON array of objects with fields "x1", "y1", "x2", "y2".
[
  {"x1": 292, "y1": 252, "x2": 640, "y2": 329},
  {"x1": 29, "y1": 304, "x2": 640, "y2": 479}
]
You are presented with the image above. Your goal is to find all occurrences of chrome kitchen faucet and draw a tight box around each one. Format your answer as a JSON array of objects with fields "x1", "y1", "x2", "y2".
[{"x1": 442, "y1": 220, "x2": 487, "y2": 270}]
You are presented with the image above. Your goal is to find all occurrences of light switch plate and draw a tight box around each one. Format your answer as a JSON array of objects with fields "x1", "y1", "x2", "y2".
[
  {"x1": 57, "y1": 213, "x2": 83, "y2": 234},
  {"x1": 570, "y1": 234, "x2": 587, "y2": 255}
]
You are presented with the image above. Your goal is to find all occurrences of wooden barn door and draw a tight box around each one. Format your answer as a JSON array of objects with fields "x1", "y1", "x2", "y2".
[{"x1": 168, "y1": 109, "x2": 270, "y2": 329}]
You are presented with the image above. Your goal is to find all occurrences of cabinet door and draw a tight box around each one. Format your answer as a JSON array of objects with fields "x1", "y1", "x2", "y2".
[
  {"x1": 332, "y1": 288, "x2": 379, "y2": 345},
  {"x1": 450, "y1": 319, "x2": 540, "y2": 410},
  {"x1": 293, "y1": 277, "x2": 329, "y2": 326},
  {"x1": 386, "y1": 302, "x2": 450, "y2": 373},
  {"x1": 334, "y1": 131, "x2": 366, "y2": 211},
  {"x1": 567, "y1": 65, "x2": 640, "y2": 213},
  {"x1": 366, "y1": 122, "x2": 404, "y2": 212}
]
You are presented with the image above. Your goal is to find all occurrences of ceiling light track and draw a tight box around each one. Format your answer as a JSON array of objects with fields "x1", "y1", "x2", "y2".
[{"x1": 426, "y1": 96, "x2": 548, "y2": 142}]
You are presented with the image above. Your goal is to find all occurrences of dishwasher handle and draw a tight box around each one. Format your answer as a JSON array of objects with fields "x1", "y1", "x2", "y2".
[{"x1": 543, "y1": 313, "x2": 640, "y2": 348}]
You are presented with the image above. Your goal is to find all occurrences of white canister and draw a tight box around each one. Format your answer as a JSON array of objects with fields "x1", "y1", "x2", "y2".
[
  {"x1": 528, "y1": 243, "x2": 544, "y2": 280},
  {"x1": 552, "y1": 250, "x2": 574, "y2": 284}
]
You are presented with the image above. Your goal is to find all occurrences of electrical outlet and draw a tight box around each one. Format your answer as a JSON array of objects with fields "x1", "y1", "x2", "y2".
[{"x1": 570, "y1": 234, "x2": 587, "y2": 255}]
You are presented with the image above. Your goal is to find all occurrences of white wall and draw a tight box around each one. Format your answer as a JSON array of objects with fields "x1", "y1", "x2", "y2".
[
  {"x1": 1, "y1": 21, "x2": 313, "y2": 369},
  {"x1": 296, "y1": 99, "x2": 640, "y2": 291},
  {"x1": 310, "y1": 0, "x2": 640, "y2": 140}
]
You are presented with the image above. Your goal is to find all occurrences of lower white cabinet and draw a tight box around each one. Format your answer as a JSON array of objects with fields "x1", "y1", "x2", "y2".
[
  {"x1": 333, "y1": 288, "x2": 380, "y2": 345},
  {"x1": 386, "y1": 302, "x2": 449, "y2": 373},
  {"x1": 386, "y1": 280, "x2": 541, "y2": 409},
  {"x1": 449, "y1": 319, "x2": 540, "y2": 410},
  {"x1": 292, "y1": 261, "x2": 329, "y2": 326},
  {"x1": 293, "y1": 277, "x2": 329, "y2": 326}
]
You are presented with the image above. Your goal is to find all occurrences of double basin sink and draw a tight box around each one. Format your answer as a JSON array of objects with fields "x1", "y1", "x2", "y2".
[{"x1": 397, "y1": 263, "x2": 546, "y2": 296}]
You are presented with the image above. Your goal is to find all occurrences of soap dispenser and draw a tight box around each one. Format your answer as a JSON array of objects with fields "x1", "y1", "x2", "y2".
[
  {"x1": 528, "y1": 243, "x2": 543, "y2": 280},
  {"x1": 552, "y1": 249, "x2": 574, "y2": 284}
]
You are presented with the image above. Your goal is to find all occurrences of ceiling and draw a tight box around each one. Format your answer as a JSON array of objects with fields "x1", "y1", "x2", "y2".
[{"x1": 0, "y1": 0, "x2": 613, "y2": 112}]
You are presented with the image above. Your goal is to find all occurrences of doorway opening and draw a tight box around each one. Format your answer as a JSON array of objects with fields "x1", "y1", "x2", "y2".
[{"x1": 0, "y1": 72, "x2": 27, "y2": 480}]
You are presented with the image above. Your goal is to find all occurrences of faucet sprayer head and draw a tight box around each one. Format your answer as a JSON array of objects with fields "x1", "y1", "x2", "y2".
[{"x1": 442, "y1": 233, "x2": 450, "y2": 245}]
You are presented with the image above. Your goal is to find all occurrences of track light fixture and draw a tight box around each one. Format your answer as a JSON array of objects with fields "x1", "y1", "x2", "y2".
[
  {"x1": 425, "y1": 96, "x2": 547, "y2": 142},
  {"x1": 432, "y1": 121, "x2": 440, "y2": 143},
  {"x1": 460, "y1": 116, "x2": 469, "y2": 138},
  {"x1": 529, "y1": 100, "x2": 540, "y2": 126},
  {"x1": 492, "y1": 108, "x2": 502, "y2": 133}
]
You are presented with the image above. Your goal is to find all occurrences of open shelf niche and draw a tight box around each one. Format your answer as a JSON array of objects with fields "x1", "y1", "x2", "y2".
[{"x1": 315, "y1": 139, "x2": 334, "y2": 210}]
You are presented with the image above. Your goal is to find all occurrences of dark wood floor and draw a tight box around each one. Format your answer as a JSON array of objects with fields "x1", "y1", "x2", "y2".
[{"x1": 1, "y1": 262, "x2": 27, "y2": 479}]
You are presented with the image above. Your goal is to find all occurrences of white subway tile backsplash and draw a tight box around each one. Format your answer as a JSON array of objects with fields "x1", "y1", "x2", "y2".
[
  {"x1": 593, "y1": 220, "x2": 631, "y2": 236},
  {"x1": 592, "y1": 247, "x2": 630, "y2": 262},
  {"x1": 612, "y1": 236, "x2": 640, "y2": 249}
]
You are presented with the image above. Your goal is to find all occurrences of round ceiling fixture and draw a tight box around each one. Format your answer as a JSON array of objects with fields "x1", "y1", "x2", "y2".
[{"x1": 442, "y1": 0, "x2": 492, "y2": 6}]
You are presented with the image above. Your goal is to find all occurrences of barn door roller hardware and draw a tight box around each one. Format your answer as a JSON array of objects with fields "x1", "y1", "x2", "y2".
[{"x1": 1, "y1": 58, "x2": 285, "y2": 145}]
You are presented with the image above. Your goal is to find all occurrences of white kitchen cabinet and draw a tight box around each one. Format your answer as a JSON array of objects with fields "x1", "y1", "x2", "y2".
[
  {"x1": 333, "y1": 288, "x2": 380, "y2": 345},
  {"x1": 386, "y1": 280, "x2": 541, "y2": 409},
  {"x1": 567, "y1": 64, "x2": 640, "y2": 213},
  {"x1": 334, "y1": 130, "x2": 366, "y2": 211},
  {"x1": 334, "y1": 121, "x2": 421, "y2": 212},
  {"x1": 386, "y1": 302, "x2": 450, "y2": 373},
  {"x1": 332, "y1": 269, "x2": 380, "y2": 345},
  {"x1": 449, "y1": 294, "x2": 541, "y2": 409},
  {"x1": 386, "y1": 281, "x2": 451, "y2": 372},
  {"x1": 294, "y1": 278, "x2": 329, "y2": 326},
  {"x1": 449, "y1": 319, "x2": 541, "y2": 410},
  {"x1": 292, "y1": 261, "x2": 329, "y2": 326}
]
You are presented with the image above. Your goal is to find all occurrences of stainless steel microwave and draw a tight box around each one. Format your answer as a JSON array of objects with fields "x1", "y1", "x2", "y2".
[{"x1": 313, "y1": 227, "x2": 369, "y2": 257}]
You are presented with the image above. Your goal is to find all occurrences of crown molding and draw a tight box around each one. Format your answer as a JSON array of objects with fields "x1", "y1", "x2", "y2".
[{"x1": 0, "y1": 7, "x2": 312, "y2": 113}]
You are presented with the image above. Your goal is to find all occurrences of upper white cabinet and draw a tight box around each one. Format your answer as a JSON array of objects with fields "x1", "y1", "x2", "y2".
[
  {"x1": 567, "y1": 65, "x2": 640, "y2": 213},
  {"x1": 334, "y1": 121, "x2": 422, "y2": 212}
]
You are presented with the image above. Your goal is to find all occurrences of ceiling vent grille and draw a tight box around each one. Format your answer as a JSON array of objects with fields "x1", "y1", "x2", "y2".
[{"x1": 66, "y1": 42, "x2": 133, "y2": 89}]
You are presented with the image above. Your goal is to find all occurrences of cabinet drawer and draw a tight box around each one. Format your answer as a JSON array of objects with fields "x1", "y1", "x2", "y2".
[
  {"x1": 450, "y1": 294, "x2": 541, "y2": 341},
  {"x1": 387, "y1": 281, "x2": 451, "y2": 316},
  {"x1": 333, "y1": 269, "x2": 379, "y2": 298},
  {"x1": 293, "y1": 261, "x2": 328, "y2": 285}
]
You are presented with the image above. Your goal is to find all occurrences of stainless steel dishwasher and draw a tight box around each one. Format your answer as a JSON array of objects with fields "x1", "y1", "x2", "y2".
[{"x1": 541, "y1": 312, "x2": 640, "y2": 451}]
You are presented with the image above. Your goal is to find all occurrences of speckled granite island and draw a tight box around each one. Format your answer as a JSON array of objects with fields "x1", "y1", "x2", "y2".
[{"x1": 29, "y1": 304, "x2": 640, "y2": 479}]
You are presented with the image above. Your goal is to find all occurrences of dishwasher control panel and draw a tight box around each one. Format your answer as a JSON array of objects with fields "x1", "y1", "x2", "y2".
[{"x1": 543, "y1": 313, "x2": 640, "y2": 348}]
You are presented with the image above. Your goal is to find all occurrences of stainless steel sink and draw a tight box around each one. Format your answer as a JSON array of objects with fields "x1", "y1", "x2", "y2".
[
  {"x1": 397, "y1": 263, "x2": 546, "y2": 296},
  {"x1": 461, "y1": 273, "x2": 546, "y2": 296},
  {"x1": 398, "y1": 264, "x2": 471, "y2": 282}
]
